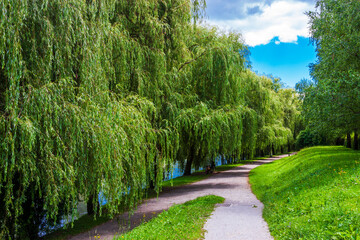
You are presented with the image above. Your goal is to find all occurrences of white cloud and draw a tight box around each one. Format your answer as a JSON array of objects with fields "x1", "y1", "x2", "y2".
[{"x1": 204, "y1": 0, "x2": 314, "y2": 46}]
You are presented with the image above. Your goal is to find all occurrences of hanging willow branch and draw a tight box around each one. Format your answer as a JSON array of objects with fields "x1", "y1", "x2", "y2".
[{"x1": 178, "y1": 50, "x2": 207, "y2": 71}]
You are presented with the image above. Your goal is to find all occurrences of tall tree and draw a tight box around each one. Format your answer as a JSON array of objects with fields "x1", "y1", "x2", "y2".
[
  {"x1": 175, "y1": 26, "x2": 247, "y2": 175},
  {"x1": 304, "y1": 0, "x2": 360, "y2": 146}
]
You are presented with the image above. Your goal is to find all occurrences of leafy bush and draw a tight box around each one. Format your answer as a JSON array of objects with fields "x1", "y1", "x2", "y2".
[{"x1": 295, "y1": 127, "x2": 326, "y2": 149}]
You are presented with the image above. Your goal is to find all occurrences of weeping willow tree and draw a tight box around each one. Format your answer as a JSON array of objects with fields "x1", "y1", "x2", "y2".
[
  {"x1": 240, "y1": 107, "x2": 258, "y2": 159},
  {"x1": 0, "y1": 0, "x2": 302, "y2": 238},
  {"x1": 173, "y1": 25, "x2": 300, "y2": 175},
  {"x1": 241, "y1": 70, "x2": 298, "y2": 157},
  {"x1": 176, "y1": 104, "x2": 245, "y2": 174},
  {"x1": 0, "y1": 0, "x2": 206, "y2": 238},
  {"x1": 174, "y1": 26, "x2": 249, "y2": 175},
  {"x1": 278, "y1": 88, "x2": 302, "y2": 151}
]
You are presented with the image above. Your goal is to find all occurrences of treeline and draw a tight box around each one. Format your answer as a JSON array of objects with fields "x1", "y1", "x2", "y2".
[
  {"x1": 0, "y1": 0, "x2": 300, "y2": 238},
  {"x1": 296, "y1": 0, "x2": 360, "y2": 150}
]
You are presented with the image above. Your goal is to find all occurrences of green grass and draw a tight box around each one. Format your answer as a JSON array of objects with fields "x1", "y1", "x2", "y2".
[
  {"x1": 115, "y1": 195, "x2": 224, "y2": 240},
  {"x1": 250, "y1": 146, "x2": 360, "y2": 239},
  {"x1": 42, "y1": 215, "x2": 111, "y2": 240}
]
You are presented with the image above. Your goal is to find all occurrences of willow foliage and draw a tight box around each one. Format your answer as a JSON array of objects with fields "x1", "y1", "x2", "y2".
[
  {"x1": 174, "y1": 27, "x2": 249, "y2": 173},
  {"x1": 241, "y1": 70, "x2": 297, "y2": 155},
  {"x1": 241, "y1": 107, "x2": 258, "y2": 159},
  {"x1": 0, "y1": 0, "x2": 301, "y2": 237},
  {"x1": 0, "y1": 0, "x2": 189, "y2": 237}
]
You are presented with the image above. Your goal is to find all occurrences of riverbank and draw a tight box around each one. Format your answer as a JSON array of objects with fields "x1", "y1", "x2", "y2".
[
  {"x1": 44, "y1": 156, "x2": 275, "y2": 240},
  {"x1": 67, "y1": 155, "x2": 286, "y2": 240}
]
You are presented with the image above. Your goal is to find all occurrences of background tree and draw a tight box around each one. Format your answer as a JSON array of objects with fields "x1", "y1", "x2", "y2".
[{"x1": 301, "y1": 0, "x2": 360, "y2": 149}]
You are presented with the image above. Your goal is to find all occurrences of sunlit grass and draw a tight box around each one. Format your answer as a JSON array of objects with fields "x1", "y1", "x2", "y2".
[
  {"x1": 115, "y1": 195, "x2": 224, "y2": 240},
  {"x1": 250, "y1": 146, "x2": 360, "y2": 239}
]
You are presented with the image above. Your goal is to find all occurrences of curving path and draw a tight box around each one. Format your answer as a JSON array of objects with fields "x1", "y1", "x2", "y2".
[{"x1": 70, "y1": 154, "x2": 290, "y2": 240}]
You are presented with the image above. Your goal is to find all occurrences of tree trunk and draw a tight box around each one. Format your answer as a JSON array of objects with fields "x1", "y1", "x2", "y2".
[
  {"x1": 287, "y1": 139, "x2": 291, "y2": 152},
  {"x1": 267, "y1": 145, "x2": 271, "y2": 157},
  {"x1": 149, "y1": 156, "x2": 157, "y2": 190},
  {"x1": 347, "y1": 133, "x2": 352, "y2": 148},
  {"x1": 354, "y1": 131, "x2": 359, "y2": 150},
  {"x1": 22, "y1": 185, "x2": 44, "y2": 239},
  {"x1": 184, "y1": 158, "x2": 193, "y2": 176},
  {"x1": 87, "y1": 193, "x2": 96, "y2": 215},
  {"x1": 335, "y1": 137, "x2": 344, "y2": 146},
  {"x1": 184, "y1": 146, "x2": 195, "y2": 176}
]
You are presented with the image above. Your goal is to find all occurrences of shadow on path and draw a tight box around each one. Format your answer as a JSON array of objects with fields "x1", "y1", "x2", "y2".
[{"x1": 70, "y1": 154, "x2": 292, "y2": 240}]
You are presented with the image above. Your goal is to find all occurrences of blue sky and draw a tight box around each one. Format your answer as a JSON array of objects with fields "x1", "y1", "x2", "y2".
[
  {"x1": 250, "y1": 36, "x2": 316, "y2": 87},
  {"x1": 203, "y1": 0, "x2": 317, "y2": 88}
]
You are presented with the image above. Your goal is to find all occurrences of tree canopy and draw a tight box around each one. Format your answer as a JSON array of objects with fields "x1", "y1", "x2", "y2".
[
  {"x1": 298, "y1": 0, "x2": 360, "y2": 148},
  {"x1": 0, "y1": 0, "x2": 301, "y2": 238}
]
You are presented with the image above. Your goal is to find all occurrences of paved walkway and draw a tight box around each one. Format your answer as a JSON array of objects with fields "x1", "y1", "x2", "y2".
[
  {"x1": 203, "y1": 156, "x2": 290, "y2": 240},
  {"x1": 70, "y1": 155, "x2": 289, "y2": 240}
]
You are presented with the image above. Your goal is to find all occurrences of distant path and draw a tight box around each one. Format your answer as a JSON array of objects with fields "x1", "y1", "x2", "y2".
[
  {"x1": 203, "y1": 155, "x2": 291, "y2": 240},
  {"x1": 70, "y1": 154, "x2": 291, "y2": 240}
]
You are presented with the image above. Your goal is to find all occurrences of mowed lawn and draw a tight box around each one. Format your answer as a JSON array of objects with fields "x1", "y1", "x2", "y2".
[
  {"x1": 116, "y1": 195, "x2": 224, "y2": 240},
  {"x1": 250, "y1": 146, "x2": 360, "y2": 239}
]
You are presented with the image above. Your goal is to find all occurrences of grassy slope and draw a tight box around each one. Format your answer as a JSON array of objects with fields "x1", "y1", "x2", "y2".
[
  {"x1": 250, "y1": 146, "x2": 360, "y2": 239},
  {"x1": 116, "y1": 195, "x2": 224, "y2": 240}
]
